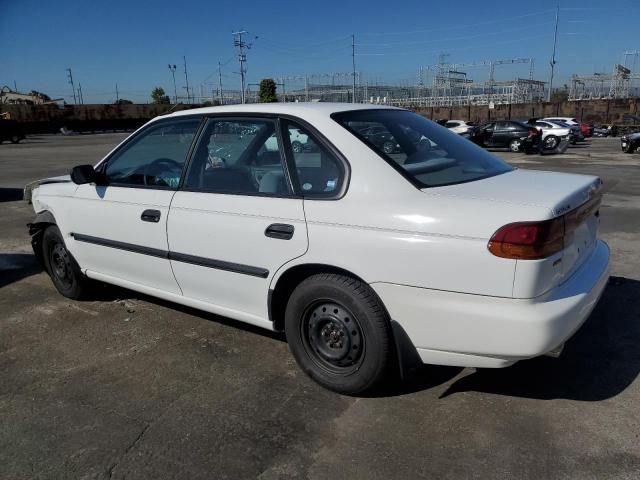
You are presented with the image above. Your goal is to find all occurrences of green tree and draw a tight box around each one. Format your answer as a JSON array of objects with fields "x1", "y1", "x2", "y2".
[
  {"x1": 114, "y1": 98, "x2": 133, "y2": 105},
  {"x1": 258, "y1": 78, "x2": 277, "y2": 103},
  {"x1": 151, "y1": 87, "x2": 170, "y2": 104}
]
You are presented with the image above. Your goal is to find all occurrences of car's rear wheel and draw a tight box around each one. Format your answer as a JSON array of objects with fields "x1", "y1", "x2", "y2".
[
  {"x1": 509, "y1": 139, "x2": 522, "y2": 152},
  {"x1": 42, "y1": 225, "x2": 88, "y2": 299},
  {"x1": 284, "y1": 273, "x2": 393, "y2": 394},
  {"x1": 544, "y1": 135, "x2": 559, "y2": 149}
]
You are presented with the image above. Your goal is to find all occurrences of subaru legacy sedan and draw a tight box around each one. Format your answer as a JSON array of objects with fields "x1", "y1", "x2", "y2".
[{"x1": 25, "y1": 103, "x2": 610, "y2": 394}]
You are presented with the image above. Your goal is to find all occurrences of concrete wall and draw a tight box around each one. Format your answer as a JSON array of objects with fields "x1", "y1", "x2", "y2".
[
  {"x1": 415, "y1": 98, "x2": 639, "y2": 125},
  {"x1": 1, "y1": 98, "x2": 638, "y2": 134}
]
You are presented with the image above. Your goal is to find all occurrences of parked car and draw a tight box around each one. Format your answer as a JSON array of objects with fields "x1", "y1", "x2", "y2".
[
  {"x1": 542, "y1": 117, "x2": 585, "y2": 144},
  {"x1": 445, "y1": 120, "x2": 476, "y2": 135},
  {"x1": 24, "y1": 103, "x2": 610, "y2": 394},
  {"x1": 357, "y1": 124, "x2": 399, "y2": 153},
  {"x1": 265, "y1": 127, "x2": 308, "y2": 152},
  {"x1": 0, "y1": 118, "x2": 26, "y2": 144},
  {"x1": 529, "y1": 120, "x2": 572, "y2": 150},
  {"x1": 473, "y1": 120, "x2": 536, "y2": 152},
  {"x1": 621, "y1": 132, "x2": 640, "y2": 153}
]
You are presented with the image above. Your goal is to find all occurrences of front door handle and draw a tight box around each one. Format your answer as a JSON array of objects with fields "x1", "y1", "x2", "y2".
[
  {"x1": 141, "y1": 209, "x2": 161, "y2": 223},
  {"x1": 265, "y1": 223, "x2": 294, "y2": 240}
]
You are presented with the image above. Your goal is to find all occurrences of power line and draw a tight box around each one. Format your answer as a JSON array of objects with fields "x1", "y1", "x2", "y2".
[
  {"x1": 357, "y1": 22, "x2": 554, "y2": 47},
  {"x1": 358, "y1": 9, "x2": 555, "y2": 36}
]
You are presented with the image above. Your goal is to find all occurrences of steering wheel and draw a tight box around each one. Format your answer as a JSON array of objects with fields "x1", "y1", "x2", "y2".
[{"x1": 143, "y1": 158, "x2": 183, "y2": 186}]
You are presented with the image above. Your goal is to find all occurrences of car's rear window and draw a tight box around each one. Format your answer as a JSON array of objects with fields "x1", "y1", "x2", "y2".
[{"x1": 332, "y1": 109, "x2": 512, "y2": 188}]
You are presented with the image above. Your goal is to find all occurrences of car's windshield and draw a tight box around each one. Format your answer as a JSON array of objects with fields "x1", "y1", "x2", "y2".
[{"x1": 332, "y1": 109, "x2": 512, "y2": 188}]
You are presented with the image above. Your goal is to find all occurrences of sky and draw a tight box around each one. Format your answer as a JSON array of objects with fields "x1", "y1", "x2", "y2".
[{"x1": 1, "y1": 0, "x2": 639, "y2": 103}]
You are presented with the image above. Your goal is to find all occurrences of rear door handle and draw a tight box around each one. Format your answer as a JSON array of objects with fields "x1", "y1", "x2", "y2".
[
  {"x1": 141, "y1": 209, "x2": 161, "y2": 223},
  {"x1": 265, "y1": 223, "x2": 294, "y2": 240}
]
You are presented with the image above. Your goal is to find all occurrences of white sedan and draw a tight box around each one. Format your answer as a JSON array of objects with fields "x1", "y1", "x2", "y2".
[
  {"x1": 25, "y1": 103, "x2": 610, "y2": 394},
  {"x1": 445, "y1": 119, "x2": 476, "y2": 135}
]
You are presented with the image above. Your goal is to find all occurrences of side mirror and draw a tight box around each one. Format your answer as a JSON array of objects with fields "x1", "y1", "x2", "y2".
[{"x1": 71, "y1": 164, "x2": 102, "y2": 185}]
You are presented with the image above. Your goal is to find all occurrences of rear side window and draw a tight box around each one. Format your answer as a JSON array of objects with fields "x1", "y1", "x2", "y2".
[
  {"x1": 281, "y1": 120, "x2": 345, "y2": 197},
  {"x1": 184, "y1": 118, "x2": 291, "y2": 196},
  {"x1": 332, "y1": 110, "x2": 512, "y2": 188}
]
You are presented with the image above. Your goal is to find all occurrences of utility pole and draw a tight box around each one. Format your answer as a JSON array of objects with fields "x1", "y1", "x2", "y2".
[
  {"x1": 547, "y1": 3, "x2": 560, "y2": 102},
  {"x1": 168, "y1": 64, "x2": 177, "y2": 103},
  {"x1": 66, "y1": 68, "x2": 77, "y2": 104},
  {"x1": 77, "y1": 83, "x2": 84, "y2": 104},
  {"x1": 183, "y1": 56, "x2": 190, "y2": 103},
  {"x1": 351, "y1": 34, "x2": 357, "y2": 103},
  {"x1": 217, "y1": 61, "x2": 224, "y2": 104},
  {"x1": 115, "y1": 83, "x2": 119, "y2": 103},
  {"x1": 233, "y1": 30, "x2": 252, "y2": 104}
]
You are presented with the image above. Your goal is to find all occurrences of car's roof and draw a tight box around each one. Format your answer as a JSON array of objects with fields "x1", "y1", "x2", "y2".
[{"x1": 163, "y1": 102, "x2": 402, "y2": 120}]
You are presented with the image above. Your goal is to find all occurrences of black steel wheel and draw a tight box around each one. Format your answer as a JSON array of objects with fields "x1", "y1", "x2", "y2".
[
  {"x1": 301, "y1": 301, "x2": 364, "y2": 375},
  {"x1": 285, "y1": 273, "x2": 394, "y2": 394},
  {"x1": 42, "y1": 225, "x2": 87, "y2": 299}
]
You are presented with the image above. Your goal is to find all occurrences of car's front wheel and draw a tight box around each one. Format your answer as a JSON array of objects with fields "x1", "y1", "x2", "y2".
[
  {"x1": 285, "y1": 273, "x2": 394, "y2": 394},
  {"x1": 382, "y1": 141, "x2": 395, "y2": 154},
  {"x1": 10, "y1": 135, "x2": 21, "y2": 144},
  {"x1": 42, "y1": 225, "x2": 88, "y2": 299}
]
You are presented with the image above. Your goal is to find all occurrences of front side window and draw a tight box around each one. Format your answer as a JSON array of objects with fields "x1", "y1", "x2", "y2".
[
  {"x1": 282, "y1": 120, "x2": 345, "y2": 197},
  {"x1": 104, "y1": 119, "x2": 200, "y2": 187},
  {"x1": 184, "y1": 118, "x2": 291, "y2": 195},
  {"x1": 333, "y1": 110, "x2": 512, "y2": 188}
]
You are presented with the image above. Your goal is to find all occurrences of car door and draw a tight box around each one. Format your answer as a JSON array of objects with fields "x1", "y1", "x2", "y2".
[
  {"x1": 68, "y1": 117, "x2": 202, "y2": 294},
  {"x1": 167, "y1": 116, "x2": 308, "y2": 321}
]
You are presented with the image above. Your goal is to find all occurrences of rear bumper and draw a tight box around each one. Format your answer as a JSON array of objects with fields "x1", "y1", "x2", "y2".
[{"x1": 371, "y1": 240, "x2": 610, "y2": 368}]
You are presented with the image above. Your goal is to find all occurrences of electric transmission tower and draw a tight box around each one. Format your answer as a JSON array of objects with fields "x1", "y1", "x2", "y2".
[{"x1": 233, "y1": 30, "x2": 253, "y2": 104}]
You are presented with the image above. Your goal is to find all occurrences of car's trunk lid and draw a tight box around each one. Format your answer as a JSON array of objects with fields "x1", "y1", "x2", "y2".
[{"x1": 422, "y1": 169, "x2": 603, "y2": 296}]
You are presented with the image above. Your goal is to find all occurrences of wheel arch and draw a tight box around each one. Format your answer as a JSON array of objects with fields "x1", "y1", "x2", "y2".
[
  {"x1": 269, "y1": 263, "x2": 370, "y2": 332},
  {"x1": 28, "y1": 210, "x2": 57, "y2": 266},
  {"x1": 269, "y1": 262, "x2": 422, "y2": 380}
]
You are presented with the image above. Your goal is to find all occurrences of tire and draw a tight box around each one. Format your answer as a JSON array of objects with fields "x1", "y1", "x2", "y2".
[
  {"x1": 622, "y1": 143, "x2": 632, "y2": 153},
  {"x1": 284, "y1": 273, "x2": 394, "y2": 394},
  {"x1": 10, "y1": 135, "x2": 21, "y2": 144},
  {"x1": 544, "y1": 135, "x2": 559, "y2": 150},
  {"x1": 509, "y1": 138, "x2": 522, "y2": 152},
  {"x1": 291, "y1": 141, "x2": 303, "y2": 153},
  {"x1": 42, "y1": 225, "x2": 87, "y2": 299},
  {"x1": 382, "y1": 141, "x2": 395, "y2": 154}
]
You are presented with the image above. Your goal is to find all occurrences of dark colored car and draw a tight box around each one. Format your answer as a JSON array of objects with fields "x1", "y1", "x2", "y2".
[
  {"x1": 357, "y1": 125, "x2": 399, "y2": 153},
  {"x1": 0, "y1": 119, "x2": 26, "y2": 144},
  {"x1": 621, "y1": 132, "x2": 640, "y2": 153},
  {"x1": 473, "y1": 120, "x2": 537, "y2": 152}
]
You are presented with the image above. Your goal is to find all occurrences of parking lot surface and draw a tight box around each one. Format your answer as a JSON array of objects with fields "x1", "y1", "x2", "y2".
[{"x1": 1, "y1": 134, "x2": 639, "y2": 479}]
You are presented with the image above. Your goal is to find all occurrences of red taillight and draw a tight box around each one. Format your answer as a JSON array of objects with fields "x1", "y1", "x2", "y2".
[{"x1": 488, "y1": 218, "x2": 565, "y2": 260}]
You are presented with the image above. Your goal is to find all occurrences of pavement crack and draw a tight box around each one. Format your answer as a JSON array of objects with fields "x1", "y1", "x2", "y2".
[{"x1": 107, "y1": 423, "x2": 150, "y2": 479}]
